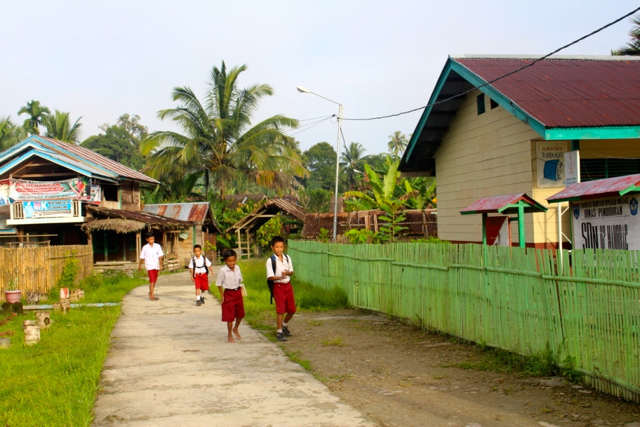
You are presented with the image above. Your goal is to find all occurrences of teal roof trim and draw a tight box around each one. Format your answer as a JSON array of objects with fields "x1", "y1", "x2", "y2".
[
  {"x1": 0, "y1": 150, "x2": 97, "y2": 178},
  {"x1": 29, "y1": 136, "x2": 119, "y2": 180},
  {"x1": 0, "y1": 139, "x2": 56, "y2": 165},
  {"x1": 545, "y1": 126, "x2": 640, "y2": 140}
]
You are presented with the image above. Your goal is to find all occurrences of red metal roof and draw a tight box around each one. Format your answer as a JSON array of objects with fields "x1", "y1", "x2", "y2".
[
  {"x1": 547, "y1": 174, "x2": 640, "y2": 203},
  {"x1": 455, "y1": 57, "x2": 640, "y2": 128},
  {"x1": 40, "y1": 136, "x2": 158, "y2": 184},
  {"x1": 460, "y1": 193, "x2": 547, "y2": 215}
]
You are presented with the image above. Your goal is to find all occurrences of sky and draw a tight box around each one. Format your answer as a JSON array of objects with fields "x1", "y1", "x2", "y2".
[{"x1": 1, "y1": 1, "x2": 638, "y2": 156}]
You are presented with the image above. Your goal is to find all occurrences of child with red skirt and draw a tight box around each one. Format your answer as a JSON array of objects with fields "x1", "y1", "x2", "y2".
[
  {"x1": 215, "y1": 249, "x2": 245, "y2": 343},
  {"x1": 189, "y1": 244, "x2": 212, "y2": 306}
]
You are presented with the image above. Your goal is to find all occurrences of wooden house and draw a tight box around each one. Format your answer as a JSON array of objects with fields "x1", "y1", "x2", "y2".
[{"x1": 399, "y1": 55, "x2": 640, "y2": 248}]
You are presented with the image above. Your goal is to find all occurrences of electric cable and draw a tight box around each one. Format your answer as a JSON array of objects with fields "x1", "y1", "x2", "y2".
[{"x1": 341, "y1": 6, "x2": 640, "y2": 121}]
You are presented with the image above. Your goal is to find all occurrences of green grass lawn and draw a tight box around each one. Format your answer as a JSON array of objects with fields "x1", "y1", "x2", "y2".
[
  {"x1": 214, "y1": 257, "x2": 349, "y2": 337},
  {"x1": 0, "y1": 273, "x2": 145, "y2": 427}
]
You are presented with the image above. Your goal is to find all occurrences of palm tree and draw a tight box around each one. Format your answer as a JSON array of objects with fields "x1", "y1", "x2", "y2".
[
  {"x1": 340, "y1": 142, "x2": 366, "y2": 191},
  {"x1": 387, "y1": 131, "x2": 408, "y2": 159},
  {"x1": 141, "y1": 62, "x2": 306, "y2": 199},
  {"x1": 613, "y1": 14, "x2": 640, "y2": 55},
  {"x1": 42, "y1": 110, "x2": 83, "y2": 144},
  {"x1": 17, "y1": 100, "x2": 50, "y2": 135},
  {"x1": 0, "y1": 117, "x2": 27, "y2": 151}
]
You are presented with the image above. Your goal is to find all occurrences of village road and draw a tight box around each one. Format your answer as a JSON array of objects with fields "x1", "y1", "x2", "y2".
[{"x1": 91, "y1": 268, "x2": 374, "y2": 427}]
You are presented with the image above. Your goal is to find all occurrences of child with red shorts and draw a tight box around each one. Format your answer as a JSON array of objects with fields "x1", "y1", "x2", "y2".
[
  {"x1": 216, "y1": 249, "x2": 245, "y2": 343},
  {"x1": 266, "y1": 236, "x2": 295, "y2": 342},
  {"x1": 138, "y1": 231, "x2": 164, "y2": 301},
  {"x1": 189, "y1": 244, "x2": 212, "y2": 306}
]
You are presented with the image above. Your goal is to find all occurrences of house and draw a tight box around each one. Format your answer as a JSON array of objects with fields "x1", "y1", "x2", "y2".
[
  {"x1": 142, "y1": 202, "x2": 222, "y2": 265},
  {"x1": 400, "y1": 55, "x2": 640, "y2": 248},
  {"x1": 0, "y1": 135, "x2": 188, "y2": 265}
]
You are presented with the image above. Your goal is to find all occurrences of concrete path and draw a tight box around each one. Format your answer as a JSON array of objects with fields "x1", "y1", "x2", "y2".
[{"x1": 92, "y1": 269, "x2": 374, "y2": 427}]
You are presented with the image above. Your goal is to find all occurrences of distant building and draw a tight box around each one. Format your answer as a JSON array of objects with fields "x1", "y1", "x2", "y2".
[{"x1": 400, "y1": 55, "x2": 640, "y2": 248}]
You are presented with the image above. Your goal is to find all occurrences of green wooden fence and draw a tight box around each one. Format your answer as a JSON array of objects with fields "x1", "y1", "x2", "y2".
[{"x1": 289, "y1": 240, "x2": 640, "y2": 403}]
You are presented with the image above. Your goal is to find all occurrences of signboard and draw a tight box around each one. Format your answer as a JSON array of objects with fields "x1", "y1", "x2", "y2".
[
  {"x1": 537, "y1": 141, "x2": 567, "y2": 188},
  {"x1": 9, "y1": 177, "x2": 90, "y2": 201},
  {"x1": 563, "y1": 150, "x2": 580, "y2": 185},
  {"x1": 0, "y1": 179, "x2": 9, "y2": 206},
  {"x1": 90, "y1": 182, "x2": 101, "y2": 204},
  {"x1": 572, "y1": 196, "x2": 640, "y2": 250},
  {"x1": 22, "y1": 200, "x2": 74, "y2": 219}
]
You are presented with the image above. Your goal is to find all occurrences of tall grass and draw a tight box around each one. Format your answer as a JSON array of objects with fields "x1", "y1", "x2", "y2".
[
  {"x1": 216, "y1": 258, "x2": 348, "y2": 333},
  {"x1": 0, "y1": 273, "x2": 146, "y2": 426}
]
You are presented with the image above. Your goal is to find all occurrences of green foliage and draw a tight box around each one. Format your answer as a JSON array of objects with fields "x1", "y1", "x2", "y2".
[
  {"x1": 256, "y1": 216, "x2": 284, "y2": 249},
  {"x1": 387, "y1": 130, "x2": 408, "y2": 159},
  {"x1": 410, "y1": 236, "x2": 450, "y2": 244},
  {"x1": 612, "y1": 14, "x2": 640, "y2": 56},
  {"x1": 339, "y1": 142, "x2": 366, "y2": 191},
  {"x1": 317, "y1": 228, "x2": 331, "y2": 243},
  {"x1": 345, "y1": 228, "x2": 380, "y2": 244},
  {"x1": 299, "y1": 188, "x2": 332, "y2": 213},
  {"x1": 17, "y1": 100, "x2": 50, "y2": 135},
  {"x1": 0, "y1": 117, "x2": 27, "y2": 151},
  {"x1": 302, "y1": 142, "x2": 337, "y2": 191},
  {"x1": 54, "y1": 254, "x2": 80, "y2": 294},
  {"x1": 81, "y1": 114, "x2": 147, "y2": 170},
  {"x1": 42, "y1": 110, "x2": 82, "y2": 144}
]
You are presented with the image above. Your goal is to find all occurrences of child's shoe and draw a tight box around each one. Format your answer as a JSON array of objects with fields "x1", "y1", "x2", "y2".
[
  {"x1": 196, "y1": 300, "x2": 202, "y2": 306},
  {"x1": 282, "y1": 326, "x2": 291, "y2": 337},
  {"x1": 200, "y1": 296, "x2": 206, "y2": 304},
  {"x1": 276, "y1": 332, "x2": 287, "y2": 342}
]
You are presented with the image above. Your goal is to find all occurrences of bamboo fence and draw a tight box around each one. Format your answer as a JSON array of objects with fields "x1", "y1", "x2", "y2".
[
  {"x1": 0, "y1": 245, "x2": 93, "y2": 300},
  {"x1": 289, "y1": 240, "x2": 640, "y2": 403}
]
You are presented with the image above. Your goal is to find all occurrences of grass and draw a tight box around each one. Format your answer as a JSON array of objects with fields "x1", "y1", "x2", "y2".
[
  {"x1": 0, "y1": 273, "x2": 146, "y2": 427},
  {"x1": 214, "y1": 257, "x2": 349, "y2": 336},
  {"x1": 322, "y1": 337, "x2": 346, "y2": 347}
]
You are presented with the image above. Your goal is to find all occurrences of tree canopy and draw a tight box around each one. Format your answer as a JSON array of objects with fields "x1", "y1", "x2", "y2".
[
  {"x1": 81, "y1": 114, "x2": 147, "y2": 170},
  {"x1": 302, "y1": 142, "x2": 337, "y2": 191}
]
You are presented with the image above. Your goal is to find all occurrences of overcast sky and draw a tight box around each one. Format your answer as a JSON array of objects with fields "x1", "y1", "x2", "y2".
[{"x1": 1, "y1": 1, "x2": 638, "y2": 156}]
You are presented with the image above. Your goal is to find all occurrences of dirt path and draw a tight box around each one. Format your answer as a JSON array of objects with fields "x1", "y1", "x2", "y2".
[{"x1": 279, "y1": 309, "x2": 640, "y2": 427}]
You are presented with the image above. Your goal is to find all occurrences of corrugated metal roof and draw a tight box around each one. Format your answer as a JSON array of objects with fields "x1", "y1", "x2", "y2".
[
  {"x1": 460, "y1": 193, "x2": 547, "y2": 215},
  {"x1": 454, "y1": 57, "x2": 640, "y2": 128},
  {"x1": 547, "y1": 174, "x2": 640, "y2": 203},
  {"x1": 142, "y1": 202, "x2": 222, "y2": 233},
  {"x1": 39, "y1": 136, "x2": 159, "y2": 184}
]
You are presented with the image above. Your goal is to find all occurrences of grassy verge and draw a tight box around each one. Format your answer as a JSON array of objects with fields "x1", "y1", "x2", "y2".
[
  {"x1": 213, "y1": 257, "x2": 348, "y2": 339},
  {"x1": 0, "y1": 273, "x2": 146, "y2": 427}
]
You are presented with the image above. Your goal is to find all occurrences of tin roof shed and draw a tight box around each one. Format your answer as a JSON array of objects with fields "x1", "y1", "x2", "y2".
[{"x1": 547, "y1": 174, "x2": 640, "y2": 203}]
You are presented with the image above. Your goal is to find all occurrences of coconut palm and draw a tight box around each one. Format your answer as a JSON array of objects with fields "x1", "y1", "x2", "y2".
[
  {"x1": 42, "y1": 110, "x2": 83, "y2": 144},
  {"x1": 17, "y1": 100, "x2": 50, "y2": 135},
  {"x1": 340, "y1": 142, "x2": 366, "y2": 191},
  {"x1": 0, "y1": 117, "x2": 27, "y2": 151},
  {"x1": 613, "y1": 14, "x2": 640, "y2": 55},
  {"x1": 141, "y1": 62, "x2": 306, "y2": 199},
  {"x1": 387, "y1": 131, "x2": 408, "y2": 159}
]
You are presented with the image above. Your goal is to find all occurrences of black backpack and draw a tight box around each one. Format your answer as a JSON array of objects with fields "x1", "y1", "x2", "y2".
[
  {"x1": 267, "y1": 254, "x2": 289, "y2": 304},
  {"x1": 191, "y1": 256, "x2": 210, "y2": 278}
]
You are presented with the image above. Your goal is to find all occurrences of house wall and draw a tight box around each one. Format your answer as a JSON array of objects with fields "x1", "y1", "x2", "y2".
[
  {"x1": 121, "y1": 181, "x2": 140, "y2": 211},
  {"x1": 434, "y1": 89, "x2": 538, "y2": 244}
]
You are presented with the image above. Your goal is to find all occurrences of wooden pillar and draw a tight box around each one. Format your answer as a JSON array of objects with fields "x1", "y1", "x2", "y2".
[
  {"x1": 136, "y1": 232, "x2": 141, "y2": 262},
  {"x1": 246, "y1": 230, "x2": 251, "y2": 259},
  {"x1": 122, "y1": 234, "x2": 127, "y2": 261},
  {"x1": 103, "y1": 231, "x2": 108, "y2": 262}
]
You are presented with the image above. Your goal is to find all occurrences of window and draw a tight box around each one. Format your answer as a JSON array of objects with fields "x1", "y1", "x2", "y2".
[
  {"x1": 580, "y1": 158, "x2": 640, "y2": 181},
  {"x1": 477, "y1": 94, "x2": 485, "y2": 115},
  {"x1": 490, "y1": 98, "x2": 499, "y2": 109},
  {"x1": 102, "y1": 184, "x2": 118, "y2": 202}
]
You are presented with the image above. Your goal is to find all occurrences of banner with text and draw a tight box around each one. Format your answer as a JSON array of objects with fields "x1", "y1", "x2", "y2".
[
  {"x1": 22, "y1": 200, "x2": 74, "y2": 219},
  {"x1": 572, "y1": 196, "x2": 640, "y2": 250},
  {"x1": 9, "y1": 177, "x2": 90, "y2": 201}
]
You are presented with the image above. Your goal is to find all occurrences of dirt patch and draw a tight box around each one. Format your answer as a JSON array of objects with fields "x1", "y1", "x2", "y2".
[{"x1": 280, "y1": 308, "x2": 640, "y2": 427}]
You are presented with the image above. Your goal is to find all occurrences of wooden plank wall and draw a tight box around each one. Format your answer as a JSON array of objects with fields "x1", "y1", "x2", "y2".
[{"x1": 0, "y1": 244, "x2": 93, "y2": 300}]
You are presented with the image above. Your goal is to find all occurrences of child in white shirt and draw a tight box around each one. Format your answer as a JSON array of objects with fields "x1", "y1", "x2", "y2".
[{"x1": 138, "y1": 232, "x2": 164, "y2": 301}]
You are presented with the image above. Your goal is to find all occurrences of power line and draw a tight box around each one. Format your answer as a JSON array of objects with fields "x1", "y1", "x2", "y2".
[
  {"x1": 342, "y1": 6, "x2": 640, "y2": 121},
  {"x1": 298, "y1": 114, "x2": 335, "y2": 122},
  {"x1": 286, "y1": 116, "x2": 334, "y2": 137}
]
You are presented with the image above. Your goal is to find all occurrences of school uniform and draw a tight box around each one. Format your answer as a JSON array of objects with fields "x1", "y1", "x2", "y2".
[
  {"x1": 215, "y1": 265, "x2": 245, "y2": 322},
  {"x1": 266, "y1": 254, "x2": 296, "y2": 315},
  {"x1": 188, "y1": 255, "x2": 212, "y2": 291},
  {"x1": 140, "y1": 243, "x2": 164, "y2": 283}
]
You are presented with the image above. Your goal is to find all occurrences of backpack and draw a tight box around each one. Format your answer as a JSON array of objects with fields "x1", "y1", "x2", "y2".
[
  {"x1": 191, "y1": 256, "x2": 209, "y2": 278},
  {"x1": 267, "y1": 254, "x2": 289, "y2": 304}
]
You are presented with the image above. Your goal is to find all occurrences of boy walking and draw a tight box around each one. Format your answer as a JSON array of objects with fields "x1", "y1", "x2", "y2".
[
  {"x1": 189, "y1": 244, "x2": 212, "y2": 306},
  {"x1": 138, "y1": 231, "x2": 164, "y2": 301},
  {"x1": 266, "y1": 236, "x2": 295, "y2": 342},
  {"x1": 216, "y1": 249, "x2": 245, "y2": 343}
]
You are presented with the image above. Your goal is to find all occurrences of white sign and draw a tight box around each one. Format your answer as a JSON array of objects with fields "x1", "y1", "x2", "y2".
[
  {"x1": 572, "y1": 196, "x2": 640, "y2": 250},
  {"x1": 537, "y1": 141, "x2": 567, "y2": 188},
  {"x1": 563, "y1": 150, "x2": 580, "y2": 185}
]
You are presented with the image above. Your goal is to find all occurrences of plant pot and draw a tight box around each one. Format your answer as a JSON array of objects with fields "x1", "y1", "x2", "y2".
[{"x1": 5, "y1": 290, "x2": 22, "y2": 304}]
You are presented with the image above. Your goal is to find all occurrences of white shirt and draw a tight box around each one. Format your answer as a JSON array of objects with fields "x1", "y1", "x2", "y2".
[
  {"x1": 140, "y1": 243, "x2": 164, "y2": 270},
  {"x1": 266, "y1": 254, "x2": 293, "y2": 284},
  {"x1": 188, "y1": 255, "x2": 212, "y2": 274},
  {"x1": 216, "y1": 265, "x2": 244, "y2": 289}
]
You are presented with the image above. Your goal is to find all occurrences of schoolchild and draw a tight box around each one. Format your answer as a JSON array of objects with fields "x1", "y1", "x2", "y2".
[
  {"x1": 215, "y1": 249, "x2": 245, "y2": 343},
  {"x1": 189, "y1": 244, "x2": 212, "y2": 306},
  {"x1": 138, "y1": 231, "x2": 164, "y2": 301},
  {"x1": 266, "y1": 236, "x2": 295, "y2": 342}
]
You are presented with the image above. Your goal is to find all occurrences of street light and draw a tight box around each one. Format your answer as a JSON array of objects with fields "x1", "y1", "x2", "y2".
[{"x1": 296, "y1": 86, "x2": 343, "y2": 242}]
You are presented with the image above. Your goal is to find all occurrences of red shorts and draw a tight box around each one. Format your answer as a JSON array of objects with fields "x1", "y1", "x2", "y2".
[
  {"x1": 147, "y1": 269, "x2": 158, "y2": 283},
  {"x1": 273, "y1": 282, "x2": 296, "y2": 314},
  {"x1": 222, "y1": 288, "x2": 245, "y2": 322},
  {"x1": 194, "y1": 274, "x2": 209, "y2": 291}
]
